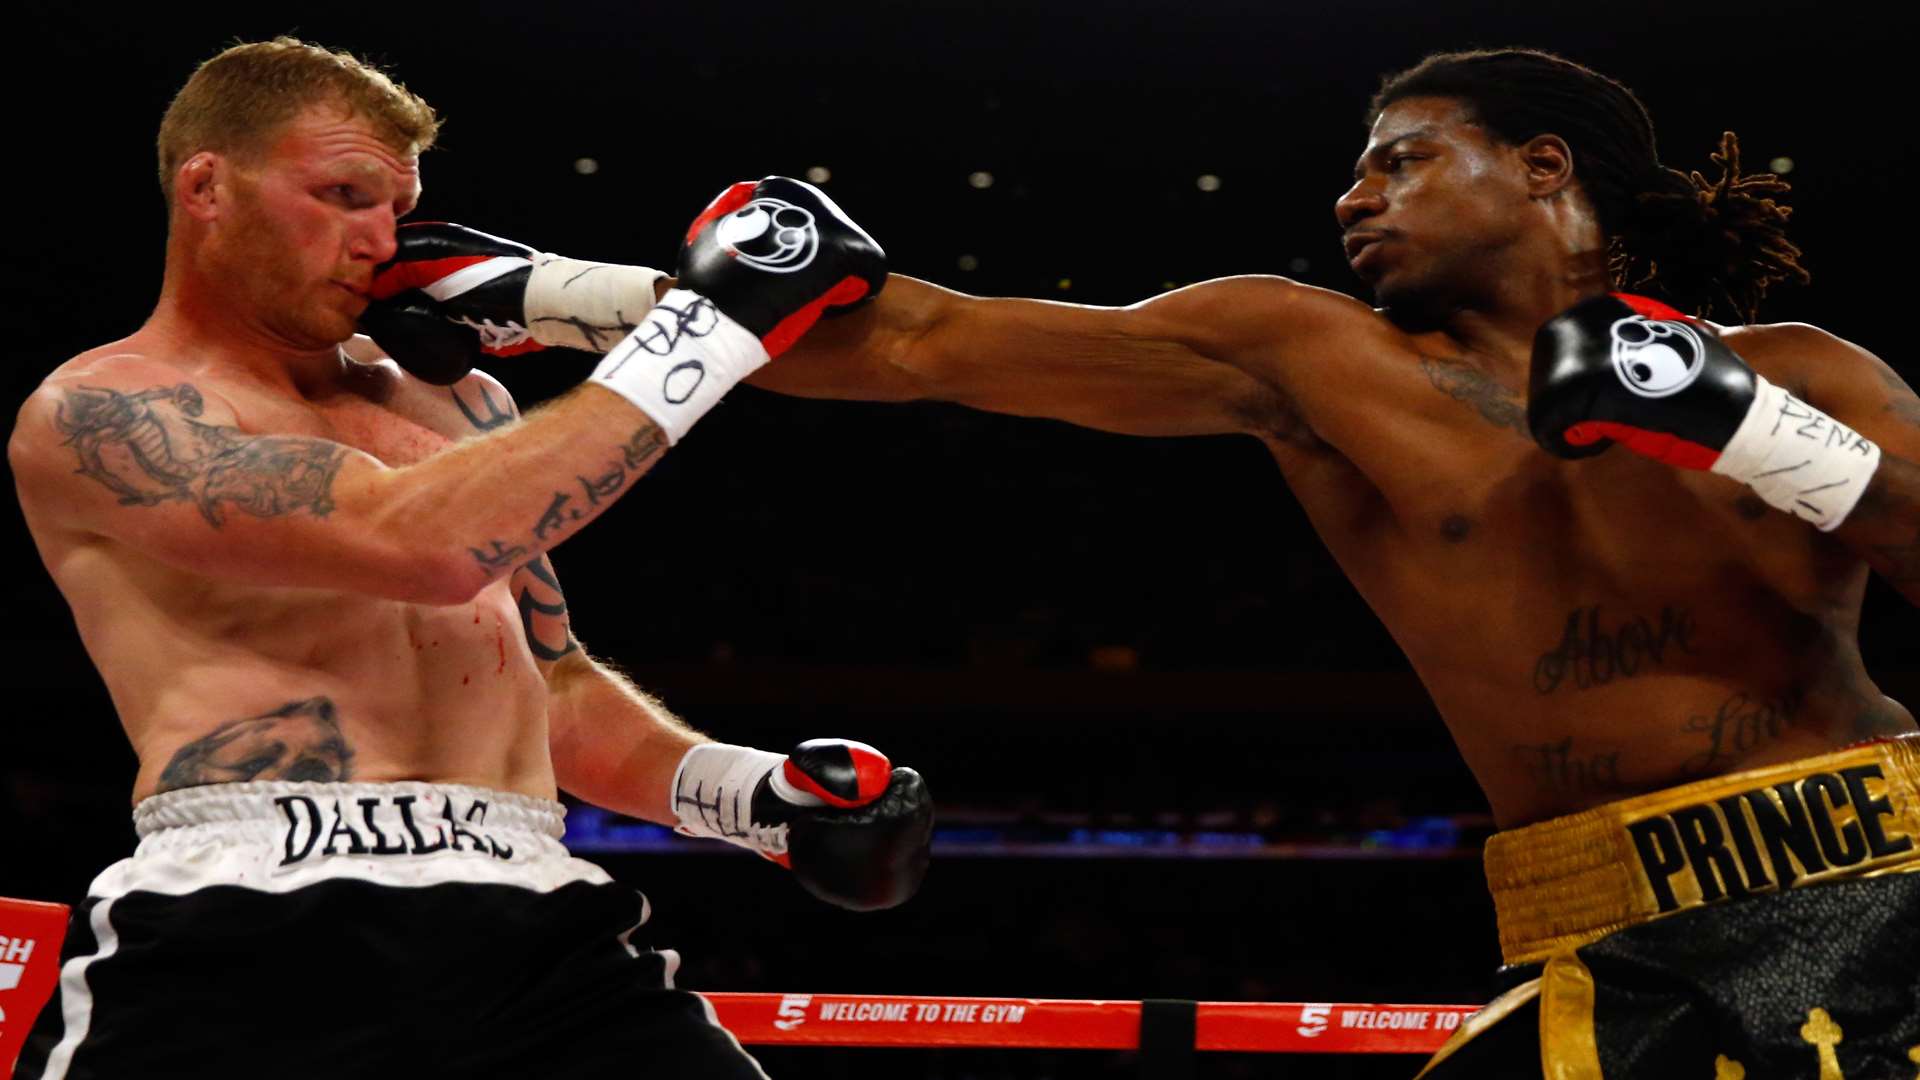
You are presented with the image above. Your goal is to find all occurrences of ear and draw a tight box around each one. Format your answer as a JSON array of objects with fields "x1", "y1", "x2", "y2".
[
  {"x1": 1519, "y1": 134, "x2": 1575, "y2": 198},
  {"x1": 174, "y1": 151, "x2": 226, "y2": 223}
]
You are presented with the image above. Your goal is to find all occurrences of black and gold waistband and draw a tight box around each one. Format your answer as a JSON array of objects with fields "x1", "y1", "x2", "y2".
[{"x1": 1485, "y1": 735, "x2": 1920, "y2": 965}]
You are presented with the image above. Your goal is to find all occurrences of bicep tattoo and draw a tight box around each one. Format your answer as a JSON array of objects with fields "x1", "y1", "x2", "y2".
[
  {"x1": 55, "y1": 383, "x2": 348, "y2": 528},
  {"x1": 511, "y1": 555, "x2": 577, "y2": 661},
  {"x1": 451, "y1": 381, "x2": 516, "y2": 433}
]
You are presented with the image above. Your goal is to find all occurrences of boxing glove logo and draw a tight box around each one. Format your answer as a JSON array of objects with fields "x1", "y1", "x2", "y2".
[
  {"x1": 714, "y1": 197, "x2": 819, "y2": 273},
  {"x1": 1609, "y1": 315, "x2": 1706, "y2": 398}
]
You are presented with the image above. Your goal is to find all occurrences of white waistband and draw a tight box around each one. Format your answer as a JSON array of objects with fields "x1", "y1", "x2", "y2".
[
  {"x1": 100, "y1": 782, "x2": 603, "y2": 897},
  {"x1": 133, "y1": 781, "x2": 566, "y2": 839}
]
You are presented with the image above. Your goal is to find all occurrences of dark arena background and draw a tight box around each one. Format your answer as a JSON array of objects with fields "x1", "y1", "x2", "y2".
[{"x1": 5, "y1": 2, "x2": 1913, "y2": 1076}]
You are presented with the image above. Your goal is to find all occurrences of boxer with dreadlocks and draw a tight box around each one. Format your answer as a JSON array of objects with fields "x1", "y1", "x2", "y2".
[{"x1": 372, "y1": 48, "x2": 1920, "y2": 1077}]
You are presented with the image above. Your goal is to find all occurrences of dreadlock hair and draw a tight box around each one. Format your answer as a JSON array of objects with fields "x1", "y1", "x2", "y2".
[{"x1": 1367, "y1": 48, "x2": 1808, "y2": 324}]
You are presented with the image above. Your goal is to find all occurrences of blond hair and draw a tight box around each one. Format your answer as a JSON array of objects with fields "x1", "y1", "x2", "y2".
[{"x1": 157, "y1": 37, "x2": 440, "y2": 198}]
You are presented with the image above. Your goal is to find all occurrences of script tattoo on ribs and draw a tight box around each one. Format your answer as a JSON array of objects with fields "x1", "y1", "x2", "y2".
[
  {"x1": 1510, "y1": 736, "x2": 1624, "y2": 795},
  {"x1": 156, "y1": 697, "x2": 354, "y2": 793},
  {"x1": 55, "y1": 384, "x2": 348, "y2": 528},
  {"x1": 1532, "y1": 605, "x2": 1698, "y2": 694},
  {"x1": 1678, "y1": 689, "x2": 1805, "y2": 777}
]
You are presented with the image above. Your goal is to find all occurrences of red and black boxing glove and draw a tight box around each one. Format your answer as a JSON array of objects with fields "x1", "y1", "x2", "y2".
[
  {"x1": 676, "y1": 176, "x2": 886, "y2": 356},
  {"x1": 672, "y1": 739, "x2": 932, "y2": 911},
  {"x1": 359, "y1": 222, "x2": 667, "y2": 385},
  {"x1": 585, "y1": 177, "x2": 887, "y2": 443},
  {"x1": 1529, "y1": 293, "x2": 1881, "y2": 530}
]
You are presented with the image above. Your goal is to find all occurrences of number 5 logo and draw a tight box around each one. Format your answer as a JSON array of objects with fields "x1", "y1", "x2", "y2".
[
  {"x1": 1297, "y1": 1004, "x2": 1330, "y2": 1038},
  {"x1": 775, "y1": 994, "x2": 812, "y2": 1031}
]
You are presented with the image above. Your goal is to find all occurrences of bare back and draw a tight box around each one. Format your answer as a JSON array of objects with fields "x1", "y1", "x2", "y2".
[
  {"x1": 1236, "y1": 294, "x2": 1914, "y2": 825},
  {"x1": 14, "y1": 337, "x2": 562, "y2": 803}
]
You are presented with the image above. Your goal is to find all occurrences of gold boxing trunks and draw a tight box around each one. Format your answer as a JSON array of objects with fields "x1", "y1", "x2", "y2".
[{"x1": 1418, "y1": 735, "x2": 1920, "y2": 1079}]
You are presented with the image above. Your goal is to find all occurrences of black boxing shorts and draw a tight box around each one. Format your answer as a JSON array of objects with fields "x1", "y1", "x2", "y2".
[
  {"x1": 1420, "y1": 735, "x2": 1920, "y2": 1079},
  {"x1": 13, "y1": 781, "x2": 768, "y2": 1080}
]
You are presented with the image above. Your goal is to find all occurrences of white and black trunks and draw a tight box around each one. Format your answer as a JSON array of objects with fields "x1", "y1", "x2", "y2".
[{"x1": 14, "y1": 781, "x2": 768, "y2": 1079}]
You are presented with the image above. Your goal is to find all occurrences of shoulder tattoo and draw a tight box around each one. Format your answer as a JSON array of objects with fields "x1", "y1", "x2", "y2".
[{"x1": 54, "y1": 383, "x2": 348, "y2": 528}]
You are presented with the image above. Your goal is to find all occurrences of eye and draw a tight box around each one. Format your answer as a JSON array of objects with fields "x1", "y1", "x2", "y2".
[
  {"x1": 1386, "y1": 154, "x2": 1419, "y2": 172},
  {"x1": 326, "y1": 184, "x2": 367, "y2": 208}
]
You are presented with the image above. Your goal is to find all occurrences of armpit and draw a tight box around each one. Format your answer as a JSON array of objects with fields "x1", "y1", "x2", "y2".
[{"x1": 1229, "y1": 378, "x2": 1318, "y2": 447}]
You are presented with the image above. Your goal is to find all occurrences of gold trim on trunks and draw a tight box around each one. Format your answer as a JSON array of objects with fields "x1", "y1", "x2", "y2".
[
  {"x1": 1538, "y1": 953, "x2": 1604, "y2": 1080},
  {"x1": 1487, "y1": 735, "x2": 1920, "y2": 966}
]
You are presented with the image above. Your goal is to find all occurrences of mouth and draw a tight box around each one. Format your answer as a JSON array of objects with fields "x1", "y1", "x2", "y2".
[
  {"x1": 1343, "y1": 231, "x2": 1390, "y2": 264},
  {"x1": 331, "y1": 281, "x2": 371, "y2": 303}
]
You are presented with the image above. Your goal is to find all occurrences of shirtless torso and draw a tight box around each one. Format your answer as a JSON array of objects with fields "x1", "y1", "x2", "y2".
[
  {"x1": 1221, "y1": 304, "x2": 1915, "y2": 826},
  {"x1": 16, "y1": 337, "x2": 568, "y2": 803}
]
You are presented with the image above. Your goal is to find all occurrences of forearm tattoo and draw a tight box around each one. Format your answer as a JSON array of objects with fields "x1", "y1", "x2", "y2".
[
  {"x1": 1419, "y1": 356, "x2": 1528, "y2": 435},
  {"x1": 156, "y1": 697, "x2": 353, "y2": 793},
  {"x1": 467, "y1": 422, "x2": 668, "y2": 569},
  {"x1": 55, "y1": 384, "x2": 347, "y2": 528},
  {"x1": 511, "y1": 555, "x2": 577, "y2": 661}
]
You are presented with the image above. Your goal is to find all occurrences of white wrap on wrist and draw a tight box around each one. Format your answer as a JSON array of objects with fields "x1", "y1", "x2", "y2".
[
  {"x1": 588, "y1": 289, "x2": 770, "y2": 443},
  {"x1": 671, "y1": 743, "x2": 787, "y2": 856},
  {"x1": 1709, "y1": 373, "x2": 1881, "y2": 531},
  {"x1": 525, "y1": 255, "x2": 667, "y2": 353}
]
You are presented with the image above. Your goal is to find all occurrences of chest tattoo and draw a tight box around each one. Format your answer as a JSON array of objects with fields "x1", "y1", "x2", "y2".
[{"x1": 1419, "y1": 356, "x2": 1528, "y2": 435}]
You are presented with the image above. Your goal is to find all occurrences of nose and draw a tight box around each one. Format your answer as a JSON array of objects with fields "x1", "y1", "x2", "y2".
[
  {"x1": 1334, "y1": 177, "x2": 1385, "y2": 231},
  {"x1": 351, "y1": 208, "x2": 400, "y2": 265}
]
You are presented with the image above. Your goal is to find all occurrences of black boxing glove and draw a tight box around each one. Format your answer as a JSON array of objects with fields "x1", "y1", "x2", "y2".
[
  {"x1": 1529, "y1": 293, "x2": 1881, "y2": 531},
  {"x1": 671, "y1": 739, "x2": 932, "y2": 911},
  {"x1": 584, "y1": 177, "x2": 886, "y2": 443},
  {"x1": 676, "y1": 176, "x2": 886, "y2": 354},
  {"x1": 361, "y1": 222, "x2": 667, "y2": 384}
]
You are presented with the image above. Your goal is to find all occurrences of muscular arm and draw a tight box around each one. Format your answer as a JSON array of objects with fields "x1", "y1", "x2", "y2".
[
  {"x1": 1759, "y1": 324, "x2": 1920, "y2": 605},
  {"x1": 544, "y1": 649, "x2": 706, "y2": 823},
  {"x1": 755, "y1": 274, "x2": 1316, "y2": 439},
  {"x1": 8, "y1": 358, "x2": 669, "y2": 606}
]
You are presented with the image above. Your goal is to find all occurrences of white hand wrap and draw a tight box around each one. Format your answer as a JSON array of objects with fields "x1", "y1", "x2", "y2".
[
  {"x1": 525, "y1": 255, "x2": 667, "y2": 353},
  {"x1": 671, "y1": 743, "x2": 788, "y2": 856},
  {"x1": 1709, "y1": 373, "x2": 1882, "y2": 531},
  {"x1": 588, "y1": 289, "x2": 770, "y2": 444}
]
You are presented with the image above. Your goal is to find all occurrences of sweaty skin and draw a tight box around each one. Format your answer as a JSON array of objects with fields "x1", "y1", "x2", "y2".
[
  {"x1": 11, "y1": 105, "x2": 699, "y2": 812},
  {"x1": 761, "y1": 96, "x2": 1920, "y2": 827},
  {"x1": 20, "y1": 340, "x2": 568, "y2": 799}
]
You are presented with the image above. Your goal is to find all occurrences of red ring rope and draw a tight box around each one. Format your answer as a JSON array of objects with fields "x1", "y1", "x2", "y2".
[{"x1": 699, "y1": 993, "x2": 1477, "y2": 1054}]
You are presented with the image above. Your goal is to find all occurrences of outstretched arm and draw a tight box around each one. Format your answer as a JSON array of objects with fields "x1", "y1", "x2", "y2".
[{"x1": 755, "y1": 274, "x2": 1313, "y2": 439}]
